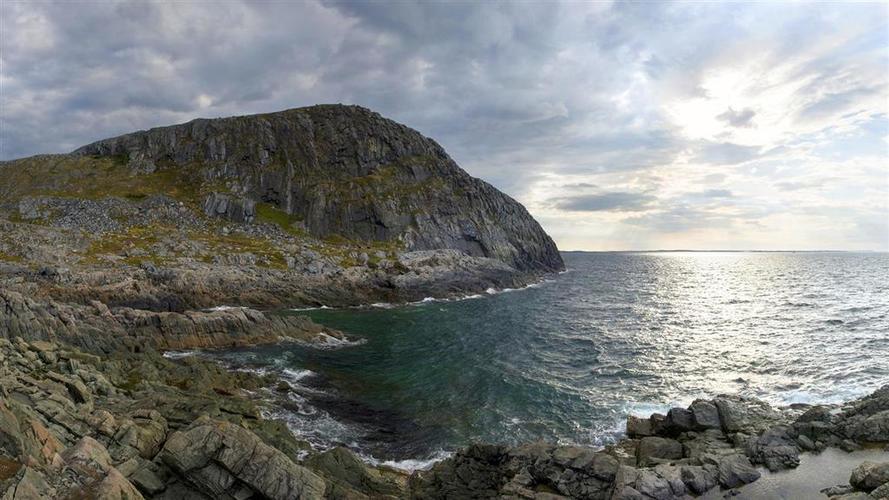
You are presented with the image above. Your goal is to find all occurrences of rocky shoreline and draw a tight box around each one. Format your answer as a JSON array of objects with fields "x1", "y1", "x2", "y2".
[{"x1": 0, "y1": 334, "x2": 886, "y2": 499}]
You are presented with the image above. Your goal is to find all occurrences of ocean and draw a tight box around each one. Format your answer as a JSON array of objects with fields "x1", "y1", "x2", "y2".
[{"x1": 206, "y1": 251, "x2": 889, "y2": 469}]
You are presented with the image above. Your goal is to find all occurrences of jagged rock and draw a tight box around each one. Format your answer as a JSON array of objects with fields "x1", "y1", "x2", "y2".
[
  {"x1": 714, "y1": 454, "x2": 760, "y2": 489},
  {"x1": 46, "y1": 371, "x2": 92, "y2": 405},
  {"x1": 664, "y1": 408, "x2": 695, "y2": 435},
  {"x1": 93, "y1": 468, "x2": 145, "y2": 500},
  {"x1": 850, "y1": 461, "x2": 889, "y2": 492},
  {"x1": 305, "y1": 447, "x2": 405, "y2": 499},
  {"x1": 637, "y1": 437, "x2": 683, "y2": 467},
  {"x1": 833, "y1": 494, "x2": 877, "y2": 500},
  {"x1": 111, "y1": 410, "x2": 167, "y2": 460},
  {"x1": 2, "y1": 467, "x2": 56, "y2": 499},
  {"x1": 872, "y1": 482, "x2": 889, "y2": 499},
  {"x1": 62, "y1": 436, "x2": 113, "y2": 473},
  {"x1": 680, "y1": 464, "x2": 717, "y2": 494},
  {"x1": 627, "y1": 415, "x2": 654, "y2": 438},
  {"x1": 745, "y1": 425, "x2": 800, "y2": 471},
  {"x1": 823, "y1": 484, "x2": 856, "y2": 496},
  {"x1": 690, "y1": 400, "x2": 721, "y2": 431},
  {"x1": 159, "y1": 417, "x2": 326, "y2": 500},
  {"x1": 0, "y1": 289, "x2": 342, "y2": 354},
  {"x1": 713, "y1": 395, "x2": 784, "y2": 435},
  {"x1": 203, "y1": 192, "x2": 256, "y2": 224}
]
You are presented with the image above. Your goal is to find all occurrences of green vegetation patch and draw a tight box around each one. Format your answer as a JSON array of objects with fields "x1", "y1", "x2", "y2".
[
  {"x1": 0, "y1": 251, "x2": 23, "y2": 263},
  {"x1": 84, "y1": 224, "x2": 167, "y2": 266},
  {"x1": 189, "y1": 230, "x2": 289, "y2": 270},
  {"x1": 1, "y1": 155, "x2": 218, "y2": 207},
  {"x1": 255, "y1": 203, "x2": 307, "y2": 237}
]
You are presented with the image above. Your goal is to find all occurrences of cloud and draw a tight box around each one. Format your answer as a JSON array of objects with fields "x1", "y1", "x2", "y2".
[
  {"x1": 717, "y1": 107, "x2": 756, "y2": 128},
  {"x1": 1, "y1": 1, "x2": 886, "y2": 250},
  {"x1": 551, "y1": 192, "x2": 655, "y2": 212},
  {"x1": 694, "y1": 142, "x2": 762, "y2": 165}
]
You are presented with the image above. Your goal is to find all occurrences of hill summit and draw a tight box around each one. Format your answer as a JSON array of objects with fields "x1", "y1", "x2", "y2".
[
  {"x1": 1, "y1": 105, "x2": 561, "y2": 310},
  {"x1": 69, "y1": 104, "x2": 562, "y2": 272}
]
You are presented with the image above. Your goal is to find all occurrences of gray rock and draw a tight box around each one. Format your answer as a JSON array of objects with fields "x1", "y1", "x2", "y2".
[
  {"x1": 872, "y1": 482, "x2": 889, "y2": 499},
  {"x1": 715, "y1": 454, "x2": 761, "y2": 489},
  {"x1": 746, "y1": 426, "x2": 800, "y2": 471},
  {"x1": 713, "y1": 396, "x2": 784, "y2": 435},
  {"x1": 690, "y1": 400, "x2": 722, "y2": 431},
  {"x1": 681, "y1": 465, "x2": 718, "y2": 495},
  {"x1": 635, "y1": 469, "x2": 673, "y2": 500},
  {"x1": 850, "y1": 461, "x2": 889, "y2": 492},
  {"x1": 627, "y1": 415, "x2": 654, "y2": 438},
  {"x1": 665, "y1": 408, "x2": 695, "y2": 435},
  {"x1": 160, "y1": 417, "x2": 326, "y2": 500},
  {"x1": 822, "y1": 484, "x2": 855, "y2": 496},
  {"x1": 637, "y1": 437, "x2": 683, "y2": 467}
]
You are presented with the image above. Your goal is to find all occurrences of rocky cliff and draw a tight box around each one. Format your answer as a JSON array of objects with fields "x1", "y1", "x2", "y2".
[{"x1": 72, "y1": 105, "x2": 563, "y2": 272}]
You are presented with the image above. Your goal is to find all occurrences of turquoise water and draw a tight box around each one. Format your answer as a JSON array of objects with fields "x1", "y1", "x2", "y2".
[{"x1": 211, "y1": 252, "x2": 889, "y2": 465}]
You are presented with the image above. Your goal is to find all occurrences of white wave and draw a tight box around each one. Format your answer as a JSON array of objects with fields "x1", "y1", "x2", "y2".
[
  {"x1": 364, "y1": 450, "x2": 453, "y2": 472},
  {"x1": 370, "y1": 302, "x2": 396, "y2": 309},
  {"x1": 282, "y1": 368, "x2": 315, "y2": 382},
  {"x1": 162, "y1": 350, "x2": 199, "y2": 359},
  {"x1": 206, "y1": 305, "x2": 243, "y2": 312},
  {"x1": 290, "y1": 305, "x2": 333, "y2": 312},
  {"x1": 233, "y1": 366, "x2": 272, "y2": 376},
  {"x1": 310, "y1": 332, "x2": 367, "y2": 349}
]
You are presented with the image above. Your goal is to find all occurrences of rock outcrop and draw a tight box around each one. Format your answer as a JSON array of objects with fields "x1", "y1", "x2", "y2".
[
  {"x1": 0, "y1": 289, "x2": 344, "y2": 354},
  {"x1": 72, "y1": 104, "x2": 563, "y2": 273},
  {"x1": 1, "y1": 335, "x2": 888, "y2": 500}
]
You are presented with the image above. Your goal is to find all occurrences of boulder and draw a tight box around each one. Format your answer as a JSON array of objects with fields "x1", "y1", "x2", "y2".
[
  {"x1": 305, "y1": 447, "x2": 404, "y2": 498},
  {"x1": 93, "y1": 468, "x2": 145, "y2": 500},
  {"x1": 850, "y1": 461, "x2": 889, "y2": 492},
  {"x1": 626, "y1": 416, "x2": 653, "y2": 438},
  {"x1": 159, "y1": 417, "x2": 326, "y2": 500},
  {"x1": 745, "y1": 426, "x2": 800, "y2": 471},
  {"x1": 62, "y1": 436, "x2": 112, "y2": 474},
  {"x1": 637, "y1": 437, "x2": 682, "y2": 467},
  {"x1": 872, "y1": 482, "x2": 889, "y2": 499},
  {"x1": 690, "y1": 400, "x2": 721, "y2": 431},
  {"x1": 713, "y1": 395, "x2": 785, "y2": 435},
  {"x1": 715, "y1": 454, "x2": 760, "y2": 489},
  {"x1": 664, "y1": 408, "x2": 694, "y2": 435},
  {"x1": 680, "y1": 464, "x2": 717, "y2": 494}
]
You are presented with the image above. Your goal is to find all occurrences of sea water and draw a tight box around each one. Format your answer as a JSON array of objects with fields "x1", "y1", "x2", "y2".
[{"x1": 208, "y1": 252, "x2": 889, "y2": 468}]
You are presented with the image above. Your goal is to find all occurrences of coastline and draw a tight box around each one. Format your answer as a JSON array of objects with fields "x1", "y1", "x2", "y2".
[{"x1": 1, "y1": 335, "x2": 886, "y2": 499}]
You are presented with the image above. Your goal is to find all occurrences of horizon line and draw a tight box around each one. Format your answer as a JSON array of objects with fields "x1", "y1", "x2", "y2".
[{"x1": 559, "y1": 249, "x2": 888, "y2": 253}]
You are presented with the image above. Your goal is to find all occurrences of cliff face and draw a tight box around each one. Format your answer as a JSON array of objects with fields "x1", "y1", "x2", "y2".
[{"x1": 73, "y1": 105, "x2": 563, "y2": 272}]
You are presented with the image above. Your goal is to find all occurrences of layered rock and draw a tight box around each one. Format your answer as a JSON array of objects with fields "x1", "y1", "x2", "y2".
[
  {"x1": 0, "y1": 289, "x2": 343, "y2": 354},
  {"x1": 72, "y1": 104, "x2": 563, "y2": 273},
  {"x1": 1, "y1": 335, "x2": 888, "y2": 499}
]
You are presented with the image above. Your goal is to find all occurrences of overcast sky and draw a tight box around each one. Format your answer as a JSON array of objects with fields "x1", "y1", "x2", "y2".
[{"x1": 2, "y1": 1, "x2": 887, "y2": 251}]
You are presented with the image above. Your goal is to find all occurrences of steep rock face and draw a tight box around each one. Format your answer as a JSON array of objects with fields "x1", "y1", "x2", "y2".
[{"x1": 73, "y1": 105, "x2": 563, "y2": 272}]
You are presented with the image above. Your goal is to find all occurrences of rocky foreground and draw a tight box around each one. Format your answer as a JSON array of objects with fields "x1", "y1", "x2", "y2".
[{"x1": 0, "y1": 335, "x2": 887, "y2": 499}]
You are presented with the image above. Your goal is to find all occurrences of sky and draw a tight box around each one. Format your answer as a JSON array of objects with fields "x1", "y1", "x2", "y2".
[{"x1": 1, "y1": 1, "x2": 887, "y2": 251}]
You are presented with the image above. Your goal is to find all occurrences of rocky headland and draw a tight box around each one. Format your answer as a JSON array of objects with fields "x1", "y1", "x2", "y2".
[
  {"x1": 0, "y1": 105, "x2": 562, "y2": 318},
  {"x1": 1, "y1": 105, "x2": 886, "y2": 499}
]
